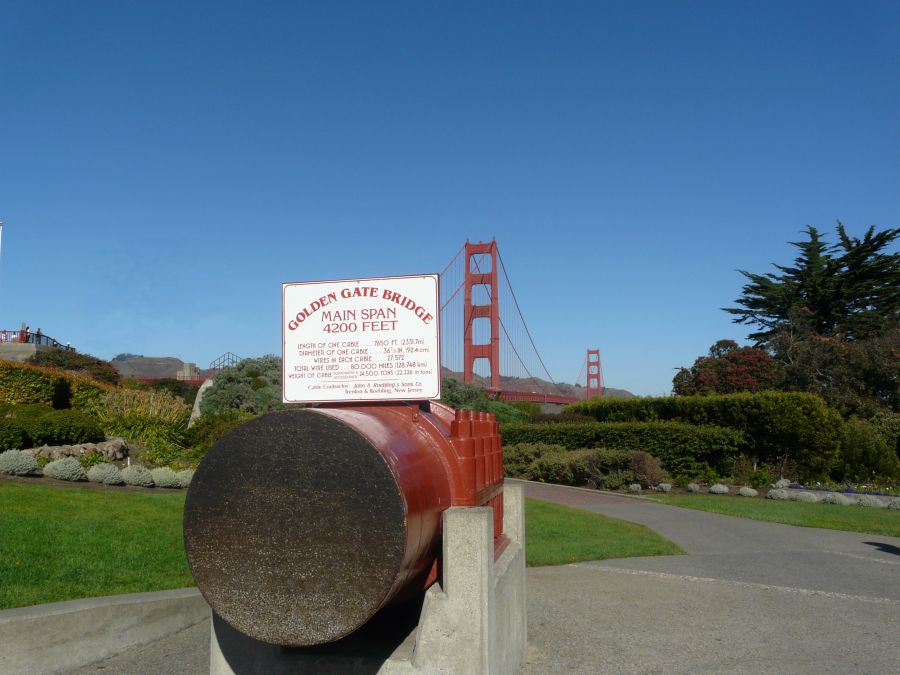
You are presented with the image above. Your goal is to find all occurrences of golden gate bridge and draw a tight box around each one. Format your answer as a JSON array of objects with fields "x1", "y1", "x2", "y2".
[{"x1": 438, "y1": 240, "x2": 603, "y2": 404}]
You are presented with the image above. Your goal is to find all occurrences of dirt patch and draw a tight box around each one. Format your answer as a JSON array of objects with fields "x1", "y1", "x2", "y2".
[{"x1": 0, "y1": 472, "x2": 179, "y2": 494}]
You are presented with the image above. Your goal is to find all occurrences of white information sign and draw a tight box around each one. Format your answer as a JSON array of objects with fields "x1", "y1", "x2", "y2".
[{"x1": 282, "y1": 274, "x2": 441, "y2": 403}]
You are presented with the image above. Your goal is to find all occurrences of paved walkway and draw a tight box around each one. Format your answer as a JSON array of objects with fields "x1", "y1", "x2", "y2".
[
  {"x1": 518, "y1": 480, "x2": 900, "y2": 674},
  {"x1": 75, "y1": 481, "x2": 900, "y2": 674}
]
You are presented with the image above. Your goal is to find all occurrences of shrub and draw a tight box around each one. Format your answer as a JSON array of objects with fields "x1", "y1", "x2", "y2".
[
  {"x1": 837, "y1": 419, "x2": 900, "y2": 482},
  {"x1": 175, "y1": 469, "x2": 194, "y2": 488},
  {"x1": 42, "y1": 457, "x2": 87, "y2": 481},
  {"x1": 509, "y1": 401, "x2": 541, "y2": 418},
  {"x1": 750, "y1": 468, "x2": 773, "y2": 489},
  {"x1": 709, "y1": 483, "x2": 729, "y2": 495},
  {"x1": 687, "y1": 483, "x2": 700, "y2": 493},
  {"x1": 737, "y1": 487, "x2": 758, "y2": 497},
  {"x1": 0, "y1": 419, "x2": 30, "y2": 452},
  {"x1": 790, "y1": 491, "x2": 818, "y2": 503},
  {"x1": 12, "y1": 407, "x2": 105, "y2": 447},
  {"x1": 629, "y1": 450, "x2": 667, "y2": 487},
  {"x1": 200, "y1": 356, "x2": 287, "y2": 416},
  {"x1": 887, "y1": 498, "x2": 900, "y2": 511},
  {"x1": 185, "y1": 410, "x2": 255, "y2": 457},
  {"x1": 91, "y1": 390, "x2": 190, "y2": 460},
  {"x1": 146, "y1": 379, "x2": 201, "y2": 406},
  {"x1": 628, "y1": 484, "x2": 642, "y2": 493},
  {"x1": 500, "y1": 421, "x2": 743, "y2": 476},
  {"x1": 503, "y1": 443, "x2": 566, "y2": 477},
  {"x1": 79, "y1": 451, "x2": 106, "y2": 470},
  {"x1": 150, "y1": 467, "x2": 180, "y2": 488},
  {"x1": 566, "y1": 392, "x2": 845, "y2": 480},
  {"x1": 658, "y1": 483, "x2": 673, "y2": 493},
  {"x1": 27, "y1": 349, "x2": 121, "y2": 385},
  {"x1": 601, "y1": 469, "x2": 636, "y2": 491},
  {"x1": 0, "y1": 360, "x2": 113, "y2": 410},
  {"x1": 502, "y1": 444, "x2": 640, "y2": 488},
  {"x1": 0, "y1": 449, "x2": 38, "y2": 475},
  {"x1": 67, "y1": 374, "x2": 114, "y2": 411},
  {"x1": 87, "y1": 463, "x2": 124, "y2": 485},
  {"x1": 0, "y1": 361, "x2": 70, "y2": 407},
  {"x1": 121, "y1": 465, "x2": 155, "y2": 487},
  {"x1": 868, "y1": 410, "x2": 900, "y2": 456},
  {"x1": 855, "y1": 495, "x2": 885, "y2": 508},
  {"x1": 767, "y1": 489, "x2": 790, "y2": 500},
  {"x1": 820, "y1": 492, "x2": 851, "y2": 506},
  {"x1": 527, "y1": 449, "x2": 598, "y2": 486}
]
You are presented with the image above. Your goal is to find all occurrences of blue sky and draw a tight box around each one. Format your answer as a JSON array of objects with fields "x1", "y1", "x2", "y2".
[{"x1": 1, "y1": 1, "x2": 897, "y2": 396}]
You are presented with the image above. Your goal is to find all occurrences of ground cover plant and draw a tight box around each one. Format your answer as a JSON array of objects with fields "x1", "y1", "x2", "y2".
[
  {"x1": 0, "y1": 481, "x2": 681, "y2": 609},
  {"x1": 0, "y1": 482, "x2": 193, "y2": 610},
  {"x1": 649, "y1": 493, "x2": 899, "y2": 537}
]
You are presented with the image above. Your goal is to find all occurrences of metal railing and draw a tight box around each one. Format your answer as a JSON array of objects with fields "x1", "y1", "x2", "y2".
[{"x1": 0, "y1": 329, "x2": 74, "y2": 351}]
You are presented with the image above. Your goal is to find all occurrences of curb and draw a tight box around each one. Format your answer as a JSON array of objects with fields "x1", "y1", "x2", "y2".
[{"x1": 0, "y1": 587, "x2": 208, "y2": 674}]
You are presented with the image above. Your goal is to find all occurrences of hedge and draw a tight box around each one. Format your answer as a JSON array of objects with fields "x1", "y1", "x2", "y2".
[
  {"x1": 0, "y1": 404, "x2": 105, "y2": 450},
  {"x1": 0, "y1": 362, "x2": 69, "y2": 407},
  {"x1": 0, "y1": 361, "x2": 113, "y2": 410},
  {"x1": 500, "y1": 421, "x2": 743, "y2": 476},
  {"x1": 565, "y1": 392, "x2": 845, "y2": 479}
]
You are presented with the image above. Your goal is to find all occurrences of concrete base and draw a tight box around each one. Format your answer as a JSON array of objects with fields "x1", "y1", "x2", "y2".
[
  {"x1": 210, "y1": 482, "x2": 527, "y2": 674},
  {"x1": 0, "y1": 343, "x2": 52, "y2": 363},
  {"x1": 0, "y1": 587, "x2": 208, "y2": 675}
]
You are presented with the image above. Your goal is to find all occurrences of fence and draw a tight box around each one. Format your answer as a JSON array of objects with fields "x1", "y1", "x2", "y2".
[{"x1": 0, "y1": 329, "x2": 74, "y2": 351}]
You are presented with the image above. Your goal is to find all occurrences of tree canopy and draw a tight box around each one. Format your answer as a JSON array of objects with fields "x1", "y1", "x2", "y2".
[
  {"x1": 724, "y1": 223, "x2": 899, "y2": 342},
  {"x1": 673, "y1": 340, "x2": 781, "y2": 396},
  {"x1": 677, "y1": 223, "x2": 898, "y2": 419}
]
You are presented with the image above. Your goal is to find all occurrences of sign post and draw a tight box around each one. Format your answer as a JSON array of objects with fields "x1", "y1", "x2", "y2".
[{"x1": 282, "y1": 274, "x2": 441, "y2": 403}]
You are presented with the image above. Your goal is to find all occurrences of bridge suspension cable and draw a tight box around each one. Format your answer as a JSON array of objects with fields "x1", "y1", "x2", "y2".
[{"x1": 438, "y1": 240, "x2": 576, "y2": 402}]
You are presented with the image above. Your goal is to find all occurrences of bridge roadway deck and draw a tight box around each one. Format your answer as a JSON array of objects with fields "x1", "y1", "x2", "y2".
[{"x1": 73, "y1": 480, "x2": 900, "y2": 674}]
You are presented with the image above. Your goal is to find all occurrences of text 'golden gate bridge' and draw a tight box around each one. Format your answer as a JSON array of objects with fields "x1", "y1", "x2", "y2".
[{"x1": 438, "y1": 240, "x2": 603, "y2": 404}]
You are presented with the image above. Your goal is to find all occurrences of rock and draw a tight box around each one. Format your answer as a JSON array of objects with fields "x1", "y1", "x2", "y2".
[{"x1": 21, "y1": 438, "x2": 129, "y2": 462}]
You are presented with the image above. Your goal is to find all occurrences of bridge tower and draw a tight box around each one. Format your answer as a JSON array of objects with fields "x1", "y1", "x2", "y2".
[
  {"x1": 463, "y1": 240, "x2": 500, "y2": 392},
  {"x1": 585, "y1": 348, "x2": 603, "y2": 399}
]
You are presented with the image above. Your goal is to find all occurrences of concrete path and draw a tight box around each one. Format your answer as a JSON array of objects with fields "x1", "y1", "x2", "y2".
[
  {"x1": 517, "y1": 481, "x2": 900, "y2": 673},
  {"x1": 73, "y1": 481, "x2": 900, "y2": 674}
]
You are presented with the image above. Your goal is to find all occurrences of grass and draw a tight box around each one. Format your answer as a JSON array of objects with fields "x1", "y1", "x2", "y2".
[
  {"x1": 0, "y1": 482, "x2": 193, "y2": 610},
  {"x1": 649, "y1": 493, "x2": 900, "y2": 537},
  {"x1": 0, "y1": 482, "x2": 682, "y2": 610},
  {"x1": 525, "y1": 498, "x2": 682, "y2": 566}
]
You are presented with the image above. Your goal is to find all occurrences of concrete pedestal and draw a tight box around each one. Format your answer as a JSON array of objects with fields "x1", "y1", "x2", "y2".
[{"x1": 210, "y1": 482, "x2": 526, "y2": 674}]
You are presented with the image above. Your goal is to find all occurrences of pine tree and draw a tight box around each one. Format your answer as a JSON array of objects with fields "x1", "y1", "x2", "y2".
[{"x1": 724, "y1": 223, "x2": 898, "y2": 342}]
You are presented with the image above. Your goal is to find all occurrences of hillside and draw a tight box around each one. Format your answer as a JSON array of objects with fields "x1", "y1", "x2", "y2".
[
  {"x1": 111, "y1": 355, "x2": 188, "y2": 379},
  {"x1": 440, "y1": 368, "x2": 635, "y2": 399}
]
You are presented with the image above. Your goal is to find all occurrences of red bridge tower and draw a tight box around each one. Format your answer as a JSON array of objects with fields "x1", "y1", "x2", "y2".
[
  {"x1": 586, "y1": 348, "x2": 603, "y2": 399},
  {"x1": 463, "y1": 240, "x2": 500, "y2": 392}
]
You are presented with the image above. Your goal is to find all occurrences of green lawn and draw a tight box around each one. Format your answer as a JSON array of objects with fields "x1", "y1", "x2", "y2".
[
  {"x1": 525, "y1": 498, "x2": 682, "y2": 566},
  {"x1": 0, "y1": 482, "x2": 682, "y2": 610},
  {"x1": 0, "y1": 482, "x2": 193, "y2": 610},
  {"x1": 649, "y1": 493, "x2": 900, "y2": 537}
]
